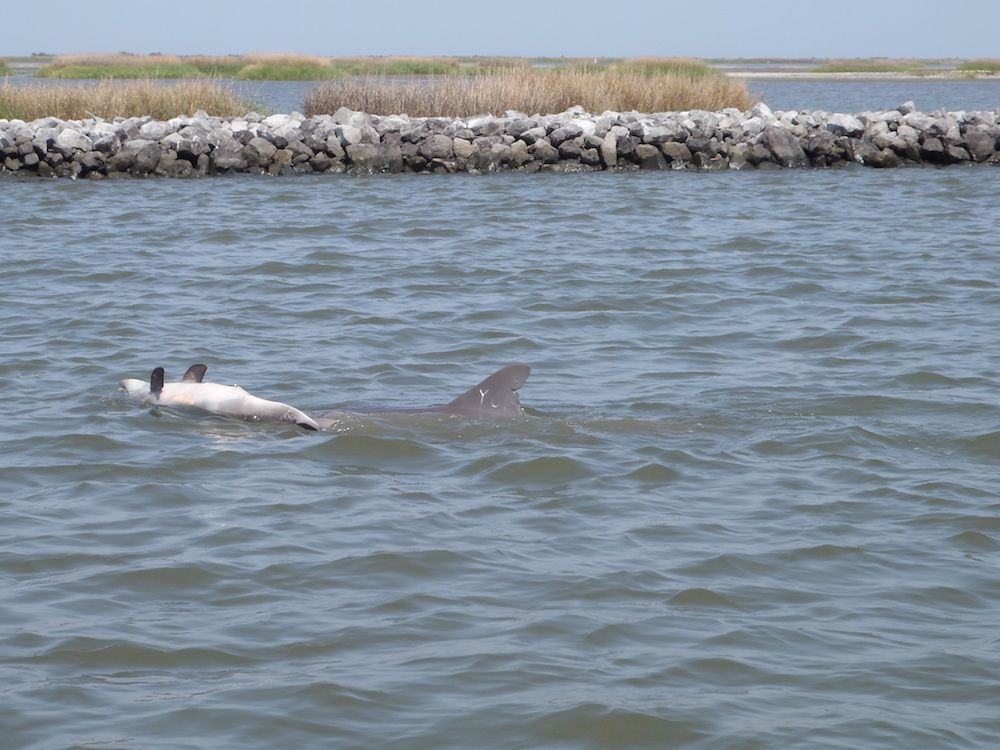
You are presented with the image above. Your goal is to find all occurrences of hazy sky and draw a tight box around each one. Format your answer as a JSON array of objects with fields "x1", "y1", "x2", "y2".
[{"x1": 7, "y1": 0, "x2": 1000, "y2": 59}]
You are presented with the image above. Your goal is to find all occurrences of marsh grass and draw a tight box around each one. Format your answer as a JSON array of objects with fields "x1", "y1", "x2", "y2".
[
  {"x1": 0, "y1": 59, "x2": 10, "y2": 77},
  {"x1": 304, "y1": 68, "x2": 755, "y2": 117},
  {"x1": 959, "y1": 59, "x2": 1000, "y2": 73},
  {"x1": 615, "y1": 57, "x2": 716, "y2": 77},
  {"x1": 0, "y1": 80, "x2": 253, "y2": 120},
  {"x1": 34, "y1": 52, "x2": 475, "y2": 80},
  {"x1": 813, "y1": 58, "x2": 928, "y2": 74}
]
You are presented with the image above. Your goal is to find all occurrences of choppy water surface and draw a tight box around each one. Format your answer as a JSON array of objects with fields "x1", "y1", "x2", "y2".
[{"x1": 2, "y1": 168, "x2": 999, "y2": 749}]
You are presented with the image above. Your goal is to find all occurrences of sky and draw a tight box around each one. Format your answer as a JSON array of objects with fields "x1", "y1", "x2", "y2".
[{"x1": 5, "y1": 0, "x2": 1000, "y2": 59}]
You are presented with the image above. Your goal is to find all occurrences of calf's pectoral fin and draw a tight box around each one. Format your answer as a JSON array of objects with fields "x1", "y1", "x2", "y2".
[{"x1": 150, "y1": 367, "x2": 165, "y2": 398}]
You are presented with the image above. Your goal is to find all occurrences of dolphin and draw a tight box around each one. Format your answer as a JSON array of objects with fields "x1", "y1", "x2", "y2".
[
  {"x1": 337, "y1": 363, "x2": 531, "y2": 418},
  {"x1": 119, "y1": 364, "x2": 320, "y2": 430}
]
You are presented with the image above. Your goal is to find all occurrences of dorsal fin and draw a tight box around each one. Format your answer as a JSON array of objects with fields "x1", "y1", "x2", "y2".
[
  {"x1": 150, "y1": 367, "x2": 165, "y2": 398},
  {"x1": 182, "y1": 364, "x2": 208, "y2": 383},
  {"x1": 446, "y1": 364, "x2": 531, "y2": 416}
]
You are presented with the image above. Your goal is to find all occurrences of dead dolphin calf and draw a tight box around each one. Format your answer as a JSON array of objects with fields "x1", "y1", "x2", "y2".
[
  {"x1": 328, "y1": 363, "x2": 532, "y2": 419},
  {"x1": 119, "y1": 364, "x2": 320, "y2": 430}
]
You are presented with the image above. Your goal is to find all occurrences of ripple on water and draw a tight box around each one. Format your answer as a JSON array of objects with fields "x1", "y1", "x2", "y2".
[{"x1": 3, "y1": 169, "x2": 1000, "y2": 749}]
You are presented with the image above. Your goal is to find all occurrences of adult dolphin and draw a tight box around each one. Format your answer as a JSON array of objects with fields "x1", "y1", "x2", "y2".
[
  {"x1": 335, "y1": 363, "x2": 532, "y2": 418},
  {"x1": 119, "y1": 364, "x2": 320, "y2": 430}
]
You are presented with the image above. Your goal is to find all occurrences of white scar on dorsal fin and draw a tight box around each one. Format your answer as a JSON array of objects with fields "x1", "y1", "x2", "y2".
[{"x1": 479, "y1": 388, "x2": 489, "y2": 405}]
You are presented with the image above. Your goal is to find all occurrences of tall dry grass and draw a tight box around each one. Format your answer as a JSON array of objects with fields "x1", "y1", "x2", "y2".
[
  {"x1": 45, "y1": 52, "x2": 187, "y2": 67},
  {"x1": 0, "y1": 80, "x2": 253, "y2": 120},
  {"x1": 305, "y1": 69, "x2": 755, "y2": 117}
]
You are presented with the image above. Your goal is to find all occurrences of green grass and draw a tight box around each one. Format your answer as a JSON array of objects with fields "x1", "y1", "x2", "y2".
[
  {"x1": 812, "y1": 59, "x2": 927, "y2": 74},
  {"x1": 614, "y1": 57, "x2": 717, "y2": 78},
  {"x1": 0, "y1": 59, "x2": 9, "y2": 77},
  {"x1": 234, "y1": 62, "x2": 340, "y2": 80},
  {"x1": 959, "y1": 59, "x2": 1000, "y2": 73},
  {"x1": 38, "y1": 63, "x2": 204, "y2": 79}
]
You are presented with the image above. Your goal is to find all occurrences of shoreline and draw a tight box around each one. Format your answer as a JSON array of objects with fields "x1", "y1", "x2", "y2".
[
  {"x1": 2, "y1": 102, "x2": 998, "y2": 178},
  {"x1": 726, "y1": 70, "x2": 1000, "y2": 81}
]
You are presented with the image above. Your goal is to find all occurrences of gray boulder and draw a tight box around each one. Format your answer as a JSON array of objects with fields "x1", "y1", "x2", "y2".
[
  {"x1": 825, "y1": 114, "x2": 864, "y2": 137},
  {"x1": 660, "y1": 141, "x2": 692, "y2": 164},
  {"x1": 55, "y1": 128, "x2": 94, "y2": 153},
  {"x1": 418, "y1": 134, "x2": 454, "y2": 160},
  {"x1": 530, "y1": 139, "x2": 559, "y2": 163},
  {"x1": 759, "y1": 126, "x2": 808, "y2": 167},
  {"x1": 964, "y1": 128, "x2": 995, "y2": 162},
  {"x1": 246, "y1": 136, "x2": 277, "y2": 163},
  {"x1": 212, "y1": 147, "x2": 248, "y2": 171},
  {"x1": 635, "y1": 143, "x2": 666, "y2": 170},
  {"x1": 600, "y1": 132, "x2": 617, "y2": 167}
]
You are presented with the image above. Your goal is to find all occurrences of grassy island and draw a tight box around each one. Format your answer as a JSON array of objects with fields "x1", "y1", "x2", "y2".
[
  {"x1": 959, "y1": 59, "x2": 1000, "y2": 73},
  {"x1": 304, "y1": 64, "x2": 754, "y2": 117},
  {"x1": 36, "y1": 53, "x2": 534, "y2": 80},
  {"x1": 0, "y1": 80, "x2": 253, "y2": 120},
  {"x1": 812, "y1": 58, "x2": 930, "y2": 74}
]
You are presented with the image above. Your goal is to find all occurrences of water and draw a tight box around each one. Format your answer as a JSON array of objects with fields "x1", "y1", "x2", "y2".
[
  {"x1": 2, "y1": 168, "x2": 1000, "y2": 750},
  {"x1": 744, "y1": 77, "x2": 1000, "y2": 113}
]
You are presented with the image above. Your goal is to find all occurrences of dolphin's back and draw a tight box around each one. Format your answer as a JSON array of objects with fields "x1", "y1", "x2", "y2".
[{"x1": 444, "y1": 364, "x2": 531, "y2": 417}]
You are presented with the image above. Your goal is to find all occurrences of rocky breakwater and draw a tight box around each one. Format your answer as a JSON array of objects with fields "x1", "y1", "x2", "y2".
[{"x1": 1, "y1": 102, "x2": 998, "y2": 178}]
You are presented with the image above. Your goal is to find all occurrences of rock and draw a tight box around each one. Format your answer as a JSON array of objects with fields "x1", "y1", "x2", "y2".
[
  {"x1": 600, "y1": 132, "x2": 617, "y2": 167},
  {"x1": 897, "y1": 100, "x2": 916, "y2": 115},
  {"x1": 903, "y1": 112, "x2": 935, "y2": 132},
  {"x1": 803, "y1": 130, "x2": 836, "y2": 158},
  {"x1": 418, "y1": 134, "x2": 453, "y2": 160},
  {"x1": 529, "y1": 139, "x2": 559, "y2": 164},
  {"x1": 850, "y1": 141, "x2": 898, "y2": 168},
  {"x1": 825, "y1": 114, "x2": 864, "y2": 137},
  {"x1": 55, "y1": 128, "x2": 93, "y2": 153},
  {"x1": 453, "y1": 137, "x2": 475, "y2": 159},
  {"x1": 642, "y1": 123, "x2": 680, "y2": 144},
  {"x1": 920, "y1": 137, "x2": 946, "y2": 163},
  {"x1": 660, "y1": 141, "x2": 691, "y2": 164},
  {"x1": 468, "y1": 117, "x2": 503, "y2": 137},
  {"x1": 548, "y1": 124, "x2": 583, "y2": 145},
  {"x1": 77, "y1": 150, "x2": 106, "y2": 172},
  {"x1": 945, "y1": 145, "x2": 970, "y2": 163},
  {"x1": 759, "y1": 125, "x2": 808, "y2": 167},
  {"x1": 246, "y1": 136, "x2": 277, "y2": 163},
  {"x1": 635, "y1": 143, "x2": 666, "y2": 170},
  {"x1": 506, "y1": 119, "x2": 537, "y2": 138},
  {"x1": 964, "y1": 128, "x2": 995, "y2": 161},
  {"x1": 740, "y1": 116, "x2": 764, "y2": 138},
  {"x1": 308, "y1": 152, "x2": 334, "y2": 172},
  {"x1": 345, "y1": 142, "x2": 380, "y2": 172},
  {"x1": 580, "y1": 147, "x2": 601, "y2": 166},
  {"x1": 212, "y1": 146, "x2": 248, "y2": 171},
  {"x1": 138, "y1": 121, "x2": 171, "y2": 140},
  {"x1": 517, "y1": 126, "x2": 547, "y2": 145},
  {"x1": 557, "y1": 138, "x2": 582, "y2": 159},
  {"x1": 127, "y1": 140, "x2": 161, "y2": 174},
  {"x1": 335, "y1": 125, "x2": 364, "y2": 147}
]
